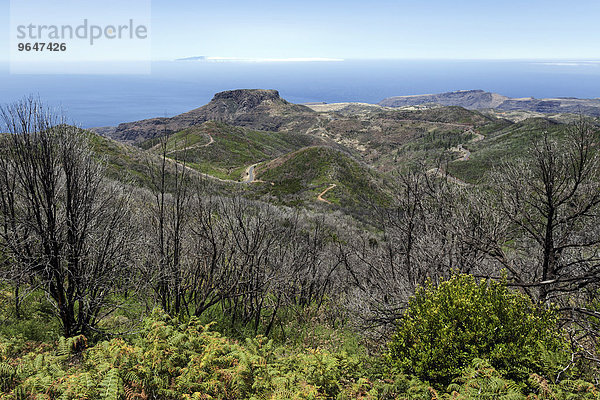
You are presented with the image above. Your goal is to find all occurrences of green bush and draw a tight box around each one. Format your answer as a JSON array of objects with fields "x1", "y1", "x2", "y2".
[{"x1": 388, "y1": 274, "x2": 568, "y2": 387}]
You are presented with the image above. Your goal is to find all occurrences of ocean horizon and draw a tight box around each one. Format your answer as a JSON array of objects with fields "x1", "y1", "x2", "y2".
[{"x1": 2, "y1": 59, "x2": 599, "y2": 128}]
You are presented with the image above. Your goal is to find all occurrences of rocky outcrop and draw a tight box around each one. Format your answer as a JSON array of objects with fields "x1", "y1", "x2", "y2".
[
  {"x1": 109, "y1": 89, "x2": 317, "y2": 143},
  {"x1": 211, "y1": 89, "x2": 283, "y2": 109}
]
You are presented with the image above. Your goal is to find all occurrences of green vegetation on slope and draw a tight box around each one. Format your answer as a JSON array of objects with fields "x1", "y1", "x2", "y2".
[
  {"x1": 146, "y1": 121, "x2": 317, "y2": 180},
  {"x1": 88, "y1": 131, "x2": 155, "y2": 186},
  {"x1": 254, "y1": 146, "x2": 391, "y2": 209},
  {"x1": 391, "y1": 127, "x2": 475, "y2": 172},
  {"x1": 87, "y1": 130, "x2": 228, "y2": 192},
  {"x1": 318, "y1": 106, "x2": 496, "y2": 174},
  {"x1": 447, "y1": 118, "x2": 567, "y2": 183}
]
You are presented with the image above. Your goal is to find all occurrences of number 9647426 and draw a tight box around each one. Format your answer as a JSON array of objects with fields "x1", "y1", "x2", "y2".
[{"x1": 18, "y1": 43, "x2": 67, "y2": 52}]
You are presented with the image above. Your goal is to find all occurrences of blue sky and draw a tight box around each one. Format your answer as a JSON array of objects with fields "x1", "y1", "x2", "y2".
[{"x1": 2, "y1": 0, "x2": 599, "y2": 61}]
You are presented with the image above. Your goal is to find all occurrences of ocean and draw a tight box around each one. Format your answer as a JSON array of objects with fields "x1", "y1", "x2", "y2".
[{"x1": 1, "y1": 60, "x2": 599, "y2": 128}]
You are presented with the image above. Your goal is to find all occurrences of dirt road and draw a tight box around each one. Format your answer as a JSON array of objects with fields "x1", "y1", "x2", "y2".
[
  {"x1": 317, "y1": 184, "x2": 337, "y2": 204},
  {"x1": 428, "y1": 129, "x2": 485, "y2": 185},
  {"x1": 166, "y1": 134, "x2": 214, "y2": 155}
]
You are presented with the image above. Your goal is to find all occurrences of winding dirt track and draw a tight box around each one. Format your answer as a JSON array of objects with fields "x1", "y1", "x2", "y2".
[
  {"x1": 317, "y1": 184, "x2": 337, "y2": 204},
  {"x1": 166, "y1": 157, "x2": 260, "y2": 185},
  {"x1": 166, "y1": 134, "x2": 214, "y2": 155},
  {"x1": 166, "y1": 158, "x2": 233, "y2": 184},
  {"x1": 426, "y1": 128, "x2": 485, "y2": 185},
  {"x1": 452, "y1": 144, "x2": 471, "y2": 161}
]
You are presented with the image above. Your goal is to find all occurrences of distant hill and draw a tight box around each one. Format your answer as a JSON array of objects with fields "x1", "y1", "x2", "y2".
[
  {"x1": 108, "y1": 89, "x2": 318, "y2": 143},
  {"x1": 253, "y1": 146, "x2": 391, "y2": 210},
  {"x1": 379, "y1": 90, "x2": 600, "y2": 116},
  {"x1": 379, "y1": 90, "x2": 508, "y2": 109}
]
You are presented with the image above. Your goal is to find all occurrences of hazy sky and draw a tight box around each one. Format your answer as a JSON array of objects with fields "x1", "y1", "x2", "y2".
[{"x1": 2, "y1": 0, "x2": 599, "y2": 61}]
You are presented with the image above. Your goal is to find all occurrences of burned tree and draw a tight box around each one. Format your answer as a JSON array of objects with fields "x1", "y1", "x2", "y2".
[
  {"x1": 0, "y1": 98, "x2": 135, "y2": 337},
  {"x1": 487, "y1": 120, "x2": 600, "y2": 303}
]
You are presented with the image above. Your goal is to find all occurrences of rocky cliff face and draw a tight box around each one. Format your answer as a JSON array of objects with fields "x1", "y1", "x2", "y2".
[
  {"x1": 379, "y1": 90, "x2": 600, "y2": 116},
  {"x1": 110, "y1": 89, "x2": 317, "y2": 143},
  {"x1": 211, "y1": 89, "x2": 283, "y2": 109},
  {"x1": 379, "y1": 90, "x2": 508, "y2": 109}
]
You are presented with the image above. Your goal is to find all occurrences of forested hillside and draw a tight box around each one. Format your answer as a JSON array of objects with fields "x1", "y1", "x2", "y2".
[{"x1": 0, "y1": 96, "x2": 599, "y2": 399}]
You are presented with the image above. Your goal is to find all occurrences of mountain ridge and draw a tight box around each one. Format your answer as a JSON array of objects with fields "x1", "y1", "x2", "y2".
[
  {"x1": 97, "y1": 89, "x2": 600, "y2": 145},
  {"x1": 379, "y1": 89, "x2": 600, "y2": 116}
]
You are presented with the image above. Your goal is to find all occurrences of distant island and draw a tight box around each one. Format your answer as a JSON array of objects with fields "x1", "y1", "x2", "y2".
[
  {"x1": 175, "y1": 56, "x2": 207, "y2": 61},
  {"x1": 175, "y1": 56, "x2": 344, "y2": 62}
]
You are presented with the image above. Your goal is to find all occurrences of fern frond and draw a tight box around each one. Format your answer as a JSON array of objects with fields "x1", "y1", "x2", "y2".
[{"x1": 100, "y1": 368, "x2": 123, "y2": 400}]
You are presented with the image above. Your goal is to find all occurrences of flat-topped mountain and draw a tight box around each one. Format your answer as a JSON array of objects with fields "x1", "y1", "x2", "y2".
[
  {"x1": 379, "y1": 90, "x2": 600, "y2": 116},
  {"x1": 110, "y1": 89, "x2": 318, "y2": 143}
]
